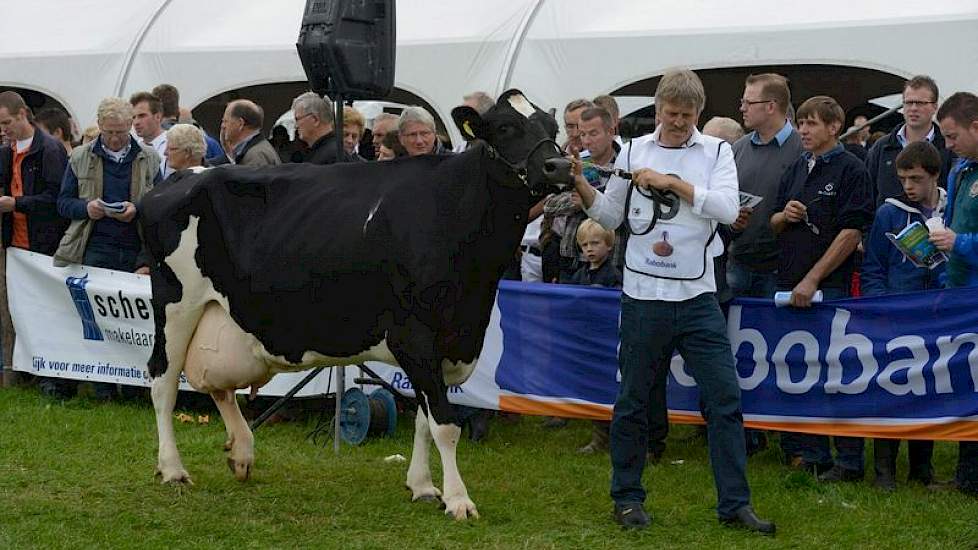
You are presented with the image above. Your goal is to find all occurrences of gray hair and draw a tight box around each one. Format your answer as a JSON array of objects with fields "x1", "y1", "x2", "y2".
[
  {"x1": 564, "y1": 98, "x2": 594, "y2": 115},
  {"x1": 702, "y1": 117, "x2": 744, "y2": 143},
  {"x1": 372, "y1": 112, "x2": 399, "y2": 129},
  {"x1": 292, "y1": 91, "x2": 334, "y2": 126},
  {"x1": 398, "y1": 106, "x2": 436, "y2": 133},
  {"x1": 97, "y1": 97, "x2": 134, "y2": 126},
  {"x1": 655, "y1": 68, "x2": 706, "y2": 112},
  {"x1": 463, "y1": 91, "x2": 495, "y2": 115},
  {"x1": 166, "y1": 123, "x2": 207, "y2": 160}
]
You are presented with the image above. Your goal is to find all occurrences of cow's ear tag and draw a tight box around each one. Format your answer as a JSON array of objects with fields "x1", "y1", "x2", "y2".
[{"x1": 463, "y1": 121, "x2": 476, "y2": 139}]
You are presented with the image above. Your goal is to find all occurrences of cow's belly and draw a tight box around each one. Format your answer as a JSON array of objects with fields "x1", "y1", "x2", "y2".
[{"x1": 261, "y1": 339, "x2": 398, "y2": 373}]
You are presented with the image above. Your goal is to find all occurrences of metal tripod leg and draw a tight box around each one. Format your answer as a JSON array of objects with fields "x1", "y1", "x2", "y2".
[{"x1": 249, "y1": 367, "x2": 325, "y2": 431}]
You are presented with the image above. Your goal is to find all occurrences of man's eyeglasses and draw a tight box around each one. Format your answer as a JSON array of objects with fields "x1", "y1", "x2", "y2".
[
  {"x1": 294, "y1": 113, "x2": 316, "y2": 122},
  {"x1": 903, "y1": 100, "x2": 936, "y2": 108},
  {"x1": 739, "y1": 99, "x2": 773, "y2": 108}
]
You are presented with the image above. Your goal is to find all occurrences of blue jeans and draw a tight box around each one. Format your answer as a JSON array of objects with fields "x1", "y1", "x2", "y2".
[
  {"x1": 83, "y1": 242, "x2": 139, "y2": 272},
  {"x1": 725, "y1": 260, "x2": 777, "y2": 454},
  {"x1": 610, "y1": 293, "x2": 750, "y2": 518},
  {"x1": 958, "y1": 442, "x2": 978, "y2": 494},
  {"x1": 84, "y1": 242, "x2": 140, "y2": 400},
  {"x1": 726, "y1": 260, "x2": 777, "y2": 299},
  {"x1": 776, "y1": 286, "x2": 865, "y2": 472}
]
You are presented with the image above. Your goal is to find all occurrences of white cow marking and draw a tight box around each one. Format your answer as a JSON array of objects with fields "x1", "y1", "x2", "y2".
[
  {"x1": 363, "y1": 196, "x2": 383, "y2": 236},
  {"x1": 507, "y1": 94, "x2": 536, "y2": 119},
  {"x1": 442, "y1": 357, "x2": 478, "y2": 386}
]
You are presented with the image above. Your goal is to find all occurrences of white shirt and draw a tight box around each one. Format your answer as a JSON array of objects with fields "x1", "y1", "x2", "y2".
[
  {"x1": 145, "y1": 131, "x2": 171, "y2": 177},
  {"x1": 584, "y1": 126, "x2": 739, "y2": 301},
  {"x1": 14, "y1": 136, "x2": 33, "y2": 153}
]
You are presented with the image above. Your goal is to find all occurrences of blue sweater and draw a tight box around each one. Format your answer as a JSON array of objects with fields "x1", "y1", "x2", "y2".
[{"x1": 861, "y1": 192, "x2": 946, "y2": 296}]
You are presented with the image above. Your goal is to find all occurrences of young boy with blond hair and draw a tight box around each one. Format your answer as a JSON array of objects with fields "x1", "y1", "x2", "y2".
[{"x1": 568, "y1": 219, "x2": 622, "y2": 287}]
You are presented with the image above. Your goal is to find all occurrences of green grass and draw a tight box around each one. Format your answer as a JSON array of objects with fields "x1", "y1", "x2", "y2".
[{"x1": 0, "y1": 386, "x2": 976, "y2": 549}]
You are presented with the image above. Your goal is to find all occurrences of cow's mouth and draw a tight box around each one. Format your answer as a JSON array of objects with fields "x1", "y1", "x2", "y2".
[{"x1": 543, "y1": 157, "x2": 574, "y2": 188}]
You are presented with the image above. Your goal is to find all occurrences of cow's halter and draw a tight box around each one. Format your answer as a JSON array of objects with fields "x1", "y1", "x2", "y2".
[{"x1": 484, "y1": 137, "x2": 561, "y2": 186}]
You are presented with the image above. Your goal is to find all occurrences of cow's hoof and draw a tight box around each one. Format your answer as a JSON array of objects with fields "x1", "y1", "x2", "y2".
[
  {"x1": 227, "y1": 457, "x2": 252, "y2": 481},
  {"x1": 156, "y1": 465, "x2": 193, "y2": 486},
  {"x1": 407, "y1": 484, "x2": 442, "y2": 503},
  {"x1": 443, "y1": 495, "x2": 479, "y2": 521}
]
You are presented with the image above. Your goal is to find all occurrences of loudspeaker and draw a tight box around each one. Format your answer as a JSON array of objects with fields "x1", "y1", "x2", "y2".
[{"x1": 296, "y1": 0, "x2": 396, "y2": 99}]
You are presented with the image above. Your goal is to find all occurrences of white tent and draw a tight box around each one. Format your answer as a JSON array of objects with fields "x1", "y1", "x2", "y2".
[{"x1": 4, "y1": 0, "x2": 977, "y2": 144}]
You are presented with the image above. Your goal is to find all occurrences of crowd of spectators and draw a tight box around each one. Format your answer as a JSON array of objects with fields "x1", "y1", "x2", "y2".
[{"x1": 0, "y1": 68, "x2": 976, "y2": 522}]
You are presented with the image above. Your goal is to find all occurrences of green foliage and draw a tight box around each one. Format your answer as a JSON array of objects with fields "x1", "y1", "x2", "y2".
[{"x1": 0, "y1": 387, "x2": 975, "y2": 549}]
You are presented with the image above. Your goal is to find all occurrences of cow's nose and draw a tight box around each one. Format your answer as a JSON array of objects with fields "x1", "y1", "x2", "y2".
[{"x1": 543, "y1": 157, "x2": 573, "y2": 186}]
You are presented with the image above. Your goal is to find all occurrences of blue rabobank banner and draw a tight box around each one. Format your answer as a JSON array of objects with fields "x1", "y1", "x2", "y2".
[{"x1": 494, "y1": 281, "x2": 978, "y2": 441}]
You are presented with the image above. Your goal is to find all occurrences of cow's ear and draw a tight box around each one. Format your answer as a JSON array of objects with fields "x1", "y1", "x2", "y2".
[{"x1": 452, "y1": 106, "x2": 487, "y2": 141}]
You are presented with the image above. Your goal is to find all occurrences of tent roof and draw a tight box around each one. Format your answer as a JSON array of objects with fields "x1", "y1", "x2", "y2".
[{"x1": 3, "y1": 0, "x2": 977, "y2": 143}]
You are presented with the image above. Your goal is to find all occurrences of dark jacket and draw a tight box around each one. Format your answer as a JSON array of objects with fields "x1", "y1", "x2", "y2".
[
  {"x1": 303, "y1": 132, "x2": 356, "y2": 165},
  {"x1": 775, "y1": 145, "x2": 874, "y2": 290},
  {"x1": 566, "y1": 258, "x2": 622, "y2": 288},
  {"x1": 0, "y1": 128, "x2": 69, "y2": 254},
  {"x1": 861, "y1": 191, "x2": 946, "y2": 296},
  {"x1": 866, "y1": 122, "x2": 955, "y2": 205},
  {"x1": 844, "y1": 142, "x2": 867, "y2": 161}
]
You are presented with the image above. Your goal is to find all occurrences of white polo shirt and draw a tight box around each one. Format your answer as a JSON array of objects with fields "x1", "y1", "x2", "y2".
[{"x1": 585, "y1": 126, "x2": 739, "y2": 302}]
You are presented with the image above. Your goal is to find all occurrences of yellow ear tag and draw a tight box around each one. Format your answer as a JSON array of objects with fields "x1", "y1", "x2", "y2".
[{"x1": 463, "y1": 120, "x2": 476, "y2": 139}]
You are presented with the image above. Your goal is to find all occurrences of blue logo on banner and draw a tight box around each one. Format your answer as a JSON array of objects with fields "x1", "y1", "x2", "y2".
[{"x1": 66, "y1": 274, "x2": 103, "y2": 341}]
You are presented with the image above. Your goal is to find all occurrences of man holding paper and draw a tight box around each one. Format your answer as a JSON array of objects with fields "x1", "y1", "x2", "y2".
[
  {"x1": 55, "y1": 96, "x2": 161, "y2": 276},
  {"x1": 769, "y1": 96, "x2": 874, "y2": 482},
  {"x1": 51, "y1": 97, "x2": 161, "y2": 401},
  {"x1": 931, "y1": 91, "x2": 978, "y2": 496}
]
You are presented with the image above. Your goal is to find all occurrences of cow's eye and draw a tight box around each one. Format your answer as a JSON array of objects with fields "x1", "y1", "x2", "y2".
[{"x1": 497, "y1": 124, "x2": 515, "y2": 136}]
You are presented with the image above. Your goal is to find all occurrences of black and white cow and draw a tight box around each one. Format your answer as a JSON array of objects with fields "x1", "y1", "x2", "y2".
[{"x1": 140, "y1": 90, "x2": 565, "y2": 520}]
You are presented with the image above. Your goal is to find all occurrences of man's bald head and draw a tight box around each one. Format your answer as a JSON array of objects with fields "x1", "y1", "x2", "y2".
[{"x1": 227, "y1": 99, "x2": 264, "y2": 130}]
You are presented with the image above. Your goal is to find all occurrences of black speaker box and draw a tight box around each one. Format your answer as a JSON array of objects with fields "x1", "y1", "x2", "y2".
[{"x1": 296, "y1": 0, "x2": 396, "y2": 99}]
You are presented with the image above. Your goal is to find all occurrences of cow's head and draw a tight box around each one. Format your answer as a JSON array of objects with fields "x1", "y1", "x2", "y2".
[{"x1": 452, "y1": 89, "x2": 570, "y2": 195}]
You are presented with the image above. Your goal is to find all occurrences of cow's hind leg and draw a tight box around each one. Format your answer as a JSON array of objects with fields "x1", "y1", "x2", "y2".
[
  {"x1": 152, "y1": 364, "x2": 192, "y2": 485},
  {"x1": 211, "y1": 389, "x2": 253, "y2": 481},
  {"x1": 405, "y1": 406, "x2": 441, "y2": 502},
  {"x1": 184, "y1": 301, "x2": 267, "y2": 481},
  {"x1": 392, "y1": 320, "x2": 478, "y2": 520}
]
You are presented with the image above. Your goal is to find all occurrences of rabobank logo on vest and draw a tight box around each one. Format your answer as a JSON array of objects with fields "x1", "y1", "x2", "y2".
[{"x1": 65, "y1": 272, "x2": 156, "y2": 348}]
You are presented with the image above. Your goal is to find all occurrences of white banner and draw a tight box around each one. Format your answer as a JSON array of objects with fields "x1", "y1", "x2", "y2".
[{"x1": 8, "y1": 248, "x2": 502, "y2": 406}]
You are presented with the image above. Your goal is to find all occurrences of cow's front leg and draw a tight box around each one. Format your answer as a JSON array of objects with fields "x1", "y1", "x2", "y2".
[
  {"x1": 151, "y1": 366, "x2": 192, "y2": 485},
  {"x1": 405, "y1": 406, "x2": 441, "y2": 502},
  {"x1": 211, "y1": 389, "x2": 253, "y2": 481},
  {"x1": 427, "y1": 403, "x2": 478, "y2": 520}
]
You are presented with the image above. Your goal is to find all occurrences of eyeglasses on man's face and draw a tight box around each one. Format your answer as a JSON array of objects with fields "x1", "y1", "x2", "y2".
[
  {"x1": 739, "y1": 99, "x2": 773, "y2": 108},
  {"x1": 903, "y1": 100, "x2": 936, "y2": 108}
]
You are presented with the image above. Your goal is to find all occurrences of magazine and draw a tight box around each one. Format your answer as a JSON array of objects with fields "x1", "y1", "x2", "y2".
[
  {"x1": 739, "y1": 191, "x2": 763, "y2": 209},
  {"x1": 885, "y1": 221, "x2": 947, "y2": 269}
]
